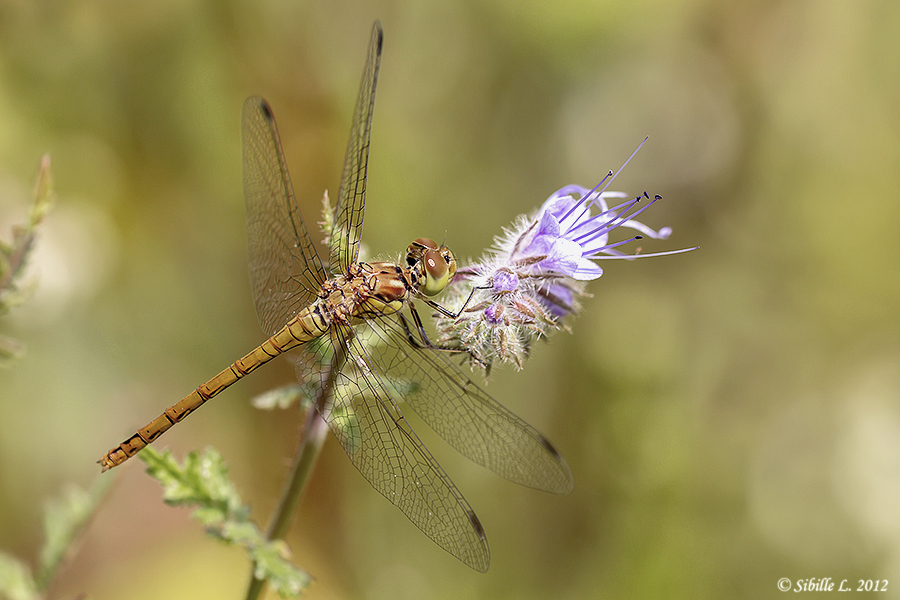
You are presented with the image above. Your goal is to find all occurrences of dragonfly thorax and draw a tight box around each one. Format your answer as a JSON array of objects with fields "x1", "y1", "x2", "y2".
[
  {"x1": 313, "y1": 262, "x2": 407, "y2": 325},
  {"x1": 314, "y1": 239, "x2": 457, "y2": 326}
]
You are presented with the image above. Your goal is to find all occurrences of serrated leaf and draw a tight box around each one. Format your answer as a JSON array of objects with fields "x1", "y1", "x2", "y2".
[
  {"x1": 37, "y1": 486, "x2": 91, "y2": 588},
  {"x1": 140, "y1": 447, "x2": 311, "y2": 597},
  {"x1": 191, "y1": 506, "x2": 229, "y2": 527},
  {"x1": 33, "y1": 477, "x2": 112, "y2": 592},
  {"x1": 217, "y1": 521, "x2": 262, "y2": 546},
  {"x1": 250, "y1": 541, "x2": 312, "y2": 598},
  {"x1": 140, "y1": 447, "x2": 243, "y2": 518}
]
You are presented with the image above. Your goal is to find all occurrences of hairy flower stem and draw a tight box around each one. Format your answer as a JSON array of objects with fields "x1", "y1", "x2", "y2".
[{"x1": 244, "y1": 347, "x2": 345, "y2": 600}]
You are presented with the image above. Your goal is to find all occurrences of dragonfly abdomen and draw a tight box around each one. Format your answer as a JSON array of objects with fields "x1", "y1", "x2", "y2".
[
  {"x1": 98, "y1": 313, "x2": 327, "y2": 471},
  {"x1": 279, "y1": 304, "x2": 332, "y2": 346}
]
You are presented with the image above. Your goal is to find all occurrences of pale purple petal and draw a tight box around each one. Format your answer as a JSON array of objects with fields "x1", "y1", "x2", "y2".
[
  {"x1": 537, "y1": 281, "x2": 577, "y2": 317},
  {"x1": 538, "y1": 238, "x2": 582, "y2": 276},
  {"x1": 570, "y1": 258, "x2": 603, "y2": 280},
  {"x1": 532, "y1": 207, "x2": 562, "y2": 239}
]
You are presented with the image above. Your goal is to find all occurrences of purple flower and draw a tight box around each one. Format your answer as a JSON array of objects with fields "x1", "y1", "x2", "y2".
[
  {"x1": 512, "y1": 185, "x2": 673, "y2": 281},
  {"x1": 435, "y1": 152, "x2": 697, "y2": 371},
  {"x1": 491, "y1": 269, "x2": 519, "y2": 292}
]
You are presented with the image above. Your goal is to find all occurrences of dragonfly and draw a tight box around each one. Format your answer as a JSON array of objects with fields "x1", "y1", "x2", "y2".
[{"x1": 99, "y1": 21, "x2": 573, "y2": 572}]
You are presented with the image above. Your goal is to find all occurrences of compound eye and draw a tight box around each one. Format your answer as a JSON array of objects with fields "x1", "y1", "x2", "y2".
[
  {"x1": 406, "y1": 237, "x2": 438, "y2": 266},
  {"x1": 421, "y1": 247, "x2": 451, "y2": 296},
  {"x1": 422, "y1": 248, "x2": 448, "y2": 296},
  {"x1": 419, "y1": 245, "x2": 457, "y2": 296}
]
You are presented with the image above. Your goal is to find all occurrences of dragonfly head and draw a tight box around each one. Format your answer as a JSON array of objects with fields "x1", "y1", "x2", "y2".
[{"x1": 406, "y1": 237, "x2": 457, "y2": 296}]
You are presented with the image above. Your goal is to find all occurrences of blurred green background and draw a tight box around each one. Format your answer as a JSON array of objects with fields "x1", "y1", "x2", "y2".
[{"x1": 2, "y1": 0, "x2": 899, "y2": 598}]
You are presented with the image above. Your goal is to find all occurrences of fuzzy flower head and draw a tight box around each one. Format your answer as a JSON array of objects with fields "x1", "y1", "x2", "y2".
[{"x1": 435, "y1": 150, "x2": 696, "y2": 372}]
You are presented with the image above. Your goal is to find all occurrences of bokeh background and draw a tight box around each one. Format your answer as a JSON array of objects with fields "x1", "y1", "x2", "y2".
[{"x1": 2, "y1": 0, "x2": 899, "y2": 598}]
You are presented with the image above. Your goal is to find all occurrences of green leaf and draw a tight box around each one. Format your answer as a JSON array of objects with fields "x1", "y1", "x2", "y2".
[
  {"x1": 0, "y1": 155, "x2": 54, "y2": 365},
  {"x1": 28, "y1": 155, "x2": 54, "y2": 228},
  {"x1": 328, "y1": 404, "x2": 361, "y2": 454},
  {"x1": 251, "y1": 384, "x2": 308, "y2": 411},
  {"x1": 37, "y1": 483, "x2": 100, "y2": 589},
  {"x1": 140, "y1": 447, "x2": 312, "y2": 597},
  {"x1": 0, "y1": 554, "x2": 38, "y2": 600},
  {"x1": 250, "y1": 541, "x2": 312, "y2": 598},
  {"x1": 140, "y1": 446, "x2": 243, "y2": 519},
  {"x1": 0, "y1": 478, "x2": 111, "y2": 599},
  {"x1": 382, "y1": 375, "x2": 421, "y2": 398}
]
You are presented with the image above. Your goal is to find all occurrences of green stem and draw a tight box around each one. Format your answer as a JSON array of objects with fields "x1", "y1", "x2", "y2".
[
  {"x1": 244, "y1": 345, "x2": 344, "y2": 600},
  {"x1": 268, "y1": 409, "x2": 329, "y2": 541},
  {"x1": 244, "y1": 409, "x2": 328, "y2": 600}
]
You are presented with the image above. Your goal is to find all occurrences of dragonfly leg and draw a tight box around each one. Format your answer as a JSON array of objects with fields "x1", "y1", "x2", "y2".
[
  {"x1": 419, "y1": 283, "x2": 489, "y2": 319},
  {"x1": 402, "y1": 302, "x2": 487, "y2": 369}
]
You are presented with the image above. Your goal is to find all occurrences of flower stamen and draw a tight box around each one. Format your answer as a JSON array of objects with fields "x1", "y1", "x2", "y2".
[{"x1": 434, "y1": 137, "x2": 695, "y2": 371}]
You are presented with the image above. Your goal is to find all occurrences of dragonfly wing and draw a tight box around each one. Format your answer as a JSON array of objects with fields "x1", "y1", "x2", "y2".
[
  {"x1": 330, "y1": 21, "x2": 383, "y2": 275},
  {"x1": 363, "y1": 312, "x2": 575, "y2": 495},
  {"x1": 316, "y1": 322, "x2": 491, "y2": 572},
  {"x1": 242, "y1": 97, "x2": 328, "y2": 335}
]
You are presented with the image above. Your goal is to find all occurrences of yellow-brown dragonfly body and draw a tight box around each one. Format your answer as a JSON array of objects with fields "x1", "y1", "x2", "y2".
[
  {"x1": 99, "y1": 22, "x2": 572, "y2": 572},
  {"x1": 99, "y1": 239, "x2": 457, "y2": 471}
]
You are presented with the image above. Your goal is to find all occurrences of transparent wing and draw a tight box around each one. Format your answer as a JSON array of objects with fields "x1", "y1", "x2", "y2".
[
  {"x1": 362, "y1": 311, "x2": 575, "y2": 495},
  {"x1": 304, "y1": 322, "x2": 491, "y2": 572},
  {"x1": 330, "y1": 21, "x2": 383, "y2": 275},
  {"x1": 242, "y1": 97, "x2": 328, "y2": 335}
]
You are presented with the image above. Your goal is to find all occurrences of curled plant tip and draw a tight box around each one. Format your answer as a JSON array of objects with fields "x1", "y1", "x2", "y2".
[
  {"x1": 318, "y1": 190, "x2": 334, "y2": 248},
  {"x1": 317, "y1": 189, "x2": 369, "y2": 262},
  {"x1": 0, "y1": 155, "x2": 55, "y2": 363}
]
